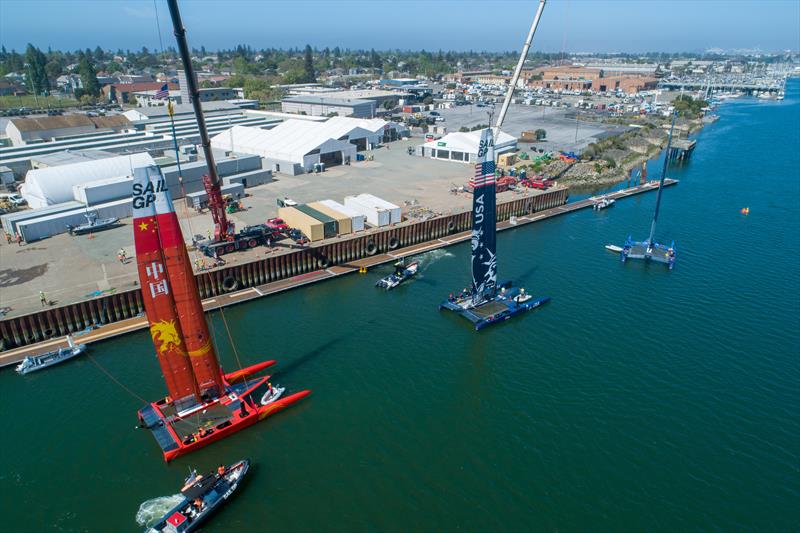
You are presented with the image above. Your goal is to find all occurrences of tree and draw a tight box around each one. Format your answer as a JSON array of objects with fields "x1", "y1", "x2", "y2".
[
  {"x1": 302, "y1": 45, "x2": 316, "y2": 83},
  {"x1": 422, "y1": 95, "x2": 434, "y2": 105},
  {"x1": 382, "y1": 99, "x2": 395, "y2": 110},
  {"x1": 534, "y1": 128, "x2": 547, "y2": 140},
  {"x1": 24, "y1": 44, "x2": 49, "y2": 95},
  {"x1": 78, "y1": 53, "x2": 101, "y2": 97}
]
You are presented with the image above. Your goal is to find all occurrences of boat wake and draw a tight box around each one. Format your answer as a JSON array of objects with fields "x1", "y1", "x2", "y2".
[
  {"x1": 135, "y1": 494, "x2": 184, "y2": 527},
  {"x1": 418, "y1": 249, "x2": 454, "y2": 270}
]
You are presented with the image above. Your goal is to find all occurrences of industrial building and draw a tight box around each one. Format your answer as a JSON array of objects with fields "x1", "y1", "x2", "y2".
[
  {"x1": 5, "y1": 115, "x2": 133, "y2": 146},
  {"x1": 281, "y1": 95, "x2": 376, "y2": 118},
  {"x1": 19, "y1": 152, "x2": 156, "y2": 208},
  {"x1": 416, "y1": 129, "x2": 517, "y2": 164},
  {"x1": 293, "y1": 89, "x2": 412, "y2": 109},
  {"x1": 211, "y1": 117, "x2": 407, "y2": 175}
]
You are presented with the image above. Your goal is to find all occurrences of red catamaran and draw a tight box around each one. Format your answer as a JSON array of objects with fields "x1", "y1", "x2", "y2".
[{"x1": 133, "y1": 164, "x2": 310, "y2": 462}]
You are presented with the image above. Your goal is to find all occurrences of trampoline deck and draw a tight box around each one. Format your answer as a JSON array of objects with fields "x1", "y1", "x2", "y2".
[{"x1": 440, "y1": 287, "x2": 550, "y2": 330}]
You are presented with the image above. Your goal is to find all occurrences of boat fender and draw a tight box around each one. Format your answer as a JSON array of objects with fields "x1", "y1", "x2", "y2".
[
  {"x1": 222, "y1": 276, "x2": 239, "y2": 292},
  {"x1": 366, "y1": 241, "x2": 377, "y2": 255},
  {"x1": 388, "y1": 237, "x2": 399, "y2": 250},
  {"x1": 318, "y1": 255, "x2": 332, "y2": 269},
  {"x1": 447, "y1": 220, "x2": 456, "y2": 232}
]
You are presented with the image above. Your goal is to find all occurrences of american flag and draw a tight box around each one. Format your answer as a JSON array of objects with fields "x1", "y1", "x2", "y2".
[
  {"x1": 154, "y1": 84, "x2": 169, "y2": 100},
  {"x1": 470, "y1": 160, "x2": 496, "y2": 189}
]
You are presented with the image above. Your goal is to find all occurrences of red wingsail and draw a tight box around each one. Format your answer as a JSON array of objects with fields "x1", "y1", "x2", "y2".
[
  {"x1": 151, "y1": 167, "x2": 225, "y2": 398},
  {"x1": 132, "y1": 166, "x2": 200, "y2": 403}
]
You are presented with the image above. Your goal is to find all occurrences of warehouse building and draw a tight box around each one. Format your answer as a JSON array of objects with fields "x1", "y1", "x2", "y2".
[
  {"x1": 416, "y1": 129, "x2": 517, "y2": 164},
  {"x1": 211, "y1": 122, "x2": 356, "y2": 175},
  {"x1": 5, "y1": 115, "x2": 133, "y2": 146},
  {"x1": 281, "y1": 95, "x2": 375, "y2": 118},
  {"x1": 19, "y1": 152, "x2": 156, "y2": 208}
]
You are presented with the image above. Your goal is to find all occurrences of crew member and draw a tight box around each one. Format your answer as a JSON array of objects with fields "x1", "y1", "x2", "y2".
[
  {"x1": 39, "y1": 291, "x2": 47, "y2": 307},
  {"x1": 217, "y1": 465, "x2": 226, "y2": 476}
]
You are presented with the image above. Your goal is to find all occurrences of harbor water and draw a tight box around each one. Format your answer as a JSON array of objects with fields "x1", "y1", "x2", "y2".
[{"x1": 1, "y1": 80, "x2": 798, "y2": 532}]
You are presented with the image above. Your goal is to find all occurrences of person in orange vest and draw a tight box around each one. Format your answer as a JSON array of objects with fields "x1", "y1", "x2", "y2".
[
  {"x1": 198, "y1": 426, "x2": 207, "y2": 438},
  {"x1": 217, "y1": 465, "x2": 226, "y2": 476}
]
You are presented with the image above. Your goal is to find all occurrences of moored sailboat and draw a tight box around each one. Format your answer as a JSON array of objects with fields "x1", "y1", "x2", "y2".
[
  {"x1": 133, "y1": 165, "x2": 310, "y2": 462},
  {"x1": 439, "y1": 129, "x2": 550, "y2": 330}
]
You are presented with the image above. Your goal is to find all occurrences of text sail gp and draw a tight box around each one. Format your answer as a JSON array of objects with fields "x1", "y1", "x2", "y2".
[{"x1": 439, "y1": 128, "x2": 551, "y2": 330}]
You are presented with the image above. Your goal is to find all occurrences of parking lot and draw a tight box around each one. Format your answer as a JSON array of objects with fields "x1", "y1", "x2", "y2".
[{"x1": 435, "y1": 103, "x2": 630, "y2": 153}]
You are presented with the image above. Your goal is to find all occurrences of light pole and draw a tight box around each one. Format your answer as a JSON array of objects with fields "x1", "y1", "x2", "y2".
[{"x1": 24, "y1": 63, "x2": 40, "y2": 109}]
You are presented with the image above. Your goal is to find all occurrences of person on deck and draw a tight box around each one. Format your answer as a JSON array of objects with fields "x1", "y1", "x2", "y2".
[{"x1": 217, "y1": 465, "x2": 226, "y2": 476}]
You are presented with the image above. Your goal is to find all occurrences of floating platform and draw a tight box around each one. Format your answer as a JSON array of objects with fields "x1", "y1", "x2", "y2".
[
  {"x1": 440, "y1": 284, "x2": 550, "y2": 330},
  {"x1": 620, "y1": 238, "x2": 676, "y2": 269},
  {"x1": 137, "y1": 361, "x2": 311, "y2": 462}
]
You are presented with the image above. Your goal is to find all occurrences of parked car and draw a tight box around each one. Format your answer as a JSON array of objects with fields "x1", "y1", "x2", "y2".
[{"x1": 0, "y1": 193, "x2": 27, "y2": 206}]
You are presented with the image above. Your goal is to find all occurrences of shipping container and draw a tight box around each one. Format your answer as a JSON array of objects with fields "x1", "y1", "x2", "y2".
[
  {"x1": 72, "y1": 176, "x2": 131, "y2": 206},
  {"x1": 351, "y1": 193, "x2": 401, "y2": 224},
  {"x1": 344, "y1": 195, "x2": 390, "y2": 227},
  {"x1": 295, "y1": 204, "x2": 337, "y2": 238},
  {"x1": 277, "y1": 206, "x2": 325, "y2": 242},
  {"x1": 318, "y1": 199, "x2": 366, "y2": 232},
  {"x1": 308, "y1": 201, "x2": 351, "y2": 234}
]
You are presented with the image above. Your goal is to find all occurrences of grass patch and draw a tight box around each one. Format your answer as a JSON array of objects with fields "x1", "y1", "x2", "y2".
[{"x1": 0, "y1": 95, "x2": 79, "y2": 110}]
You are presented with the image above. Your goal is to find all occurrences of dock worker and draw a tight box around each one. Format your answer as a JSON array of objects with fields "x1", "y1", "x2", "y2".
[
  {"x1": 4, "y1": 233, "x2": 10, "y2": 244},
  {"x1": 39, "y1": 291, "x2": 47, "y2": 307},
  {"x1": 16, "y1": 232, "x2": 23, "y2": 246}
]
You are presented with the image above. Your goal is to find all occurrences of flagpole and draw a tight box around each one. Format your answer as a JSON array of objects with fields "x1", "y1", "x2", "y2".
[{"x1": 167, "y1": 100, "x2": 184, "y2": 187}]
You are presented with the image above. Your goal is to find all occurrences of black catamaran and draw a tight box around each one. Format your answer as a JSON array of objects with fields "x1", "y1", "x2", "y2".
[
  {"x1": 618, "y1": 111, "x2": 679, "y2": 269},
  {"x1": 439, "y1": 128, "x2": 550, "y2": 330}
]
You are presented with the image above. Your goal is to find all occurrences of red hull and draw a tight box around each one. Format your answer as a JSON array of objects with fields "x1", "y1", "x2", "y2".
[
  {"x1": 224, "y1": 360, "x2": 276, "y2": 383},
  {"x1": 139, "y1": 363, "x2": 311, "y2": 462}
]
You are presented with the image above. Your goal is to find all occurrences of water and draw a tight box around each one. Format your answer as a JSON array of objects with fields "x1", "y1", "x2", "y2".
[{"x1": 2, "y1": 82, "x2": 799, "y2": 532}]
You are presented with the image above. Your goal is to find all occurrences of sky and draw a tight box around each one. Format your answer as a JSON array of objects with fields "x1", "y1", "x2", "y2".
[{"x1": 1, "y1": 0, "x2": 798, "y2": 54}]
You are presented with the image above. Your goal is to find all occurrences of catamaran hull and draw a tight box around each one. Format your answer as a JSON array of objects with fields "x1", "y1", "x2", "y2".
[
  {"x1": 474, "y1": 297, "x2": 551, "y2": 330},
  {"x1": 138, "y1": 379, "x2": 311, "y2": 462}
]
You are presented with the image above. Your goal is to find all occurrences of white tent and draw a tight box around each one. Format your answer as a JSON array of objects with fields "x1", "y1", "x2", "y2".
[
  {"x1": 211, "y1": 122, "x2": 356, "y2": 174},
  {"x1": 20, "y1": 152, "x2": 155, "y2": 208},
  {"x1": 418, "y1": 128, "x2": 517, "y2": 164}
]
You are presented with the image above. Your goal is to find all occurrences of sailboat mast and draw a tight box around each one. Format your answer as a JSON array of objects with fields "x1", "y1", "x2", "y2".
[
  {"x1": 471, "y1": 129, "x2": 498, "y2": 304},
  {"x1": 647, "y1": 111, "x2": 678, "y2": 245},
  {"x1": 495, "y1": 0, "x2": 547, "y2": 129}
]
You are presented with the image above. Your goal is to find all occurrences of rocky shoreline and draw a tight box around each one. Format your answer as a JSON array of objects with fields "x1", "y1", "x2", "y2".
[{"x1": 540, "y1": 114, "x2": 714, "y2": 189}]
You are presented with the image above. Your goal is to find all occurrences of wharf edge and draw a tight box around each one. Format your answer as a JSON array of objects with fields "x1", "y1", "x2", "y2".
[{"x1": 0, "y1": 180, "x2": 675, "y2": 365}]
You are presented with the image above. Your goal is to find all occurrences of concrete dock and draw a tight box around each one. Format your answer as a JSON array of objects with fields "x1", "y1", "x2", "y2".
[{"x1": 0, "y1": 178, "x2": 676, "y2": 367}]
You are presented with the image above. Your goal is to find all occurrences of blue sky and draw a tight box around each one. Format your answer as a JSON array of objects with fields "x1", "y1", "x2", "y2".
[{"x1": 1, "y1": 0, "x2": 798, "y2": 53}]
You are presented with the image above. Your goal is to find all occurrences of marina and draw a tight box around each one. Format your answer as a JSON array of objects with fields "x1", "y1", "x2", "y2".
[
  {"x1": 0, "y1": 0, "x2": 798, "y2": 530},
  {"x1": 1, "y1": 86, "x2": 797, "y2": 532}
]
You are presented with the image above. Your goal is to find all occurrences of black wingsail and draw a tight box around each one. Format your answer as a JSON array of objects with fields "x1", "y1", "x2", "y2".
[{"x1": 470, "y1": 128, "x2": 498, "y2": 305}]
